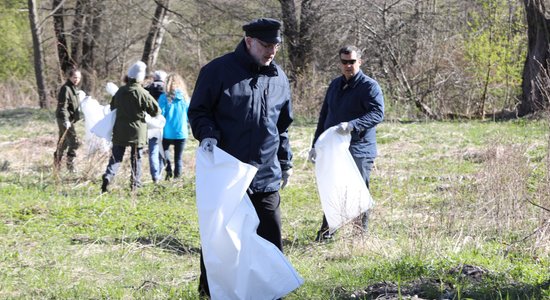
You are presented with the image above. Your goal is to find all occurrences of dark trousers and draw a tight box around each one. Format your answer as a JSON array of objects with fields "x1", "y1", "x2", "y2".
[
  {"x1": 319, "y1": 156, "x2": 374, "y2": 233},
  {"x1": 199, "y1": 191, "x2": 282, "y2": 296},
  {"x1": 162, "y1": 138, "x2": 186, "y2": 178},
  {"x1": 103, "y1": 144, "x2": 143, "y2": 188},
  {"x1": 54, "y1": 118, "x2": 80, "y2": 167}
]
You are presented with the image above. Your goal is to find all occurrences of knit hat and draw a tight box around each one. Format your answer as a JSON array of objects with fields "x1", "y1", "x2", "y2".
[
  {"x1": 127, "y1": 61, "x2": 147, "y2": 82},
  {"x1": 153, "y1": 70, "x2": 167, "y2": 82}
]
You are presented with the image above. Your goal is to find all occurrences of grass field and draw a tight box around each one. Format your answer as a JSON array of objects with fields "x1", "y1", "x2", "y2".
[{"x1": 0, "y1": 107, "x2": 549, "y2": 299}]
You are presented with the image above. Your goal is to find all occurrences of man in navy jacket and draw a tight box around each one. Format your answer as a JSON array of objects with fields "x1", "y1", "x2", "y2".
[
  {"x1": 188, "y1": 18, "x2": 293, "y2": 297},
  {"x1": 309, "y1": 45, "x2": 385, "y2": 241}
]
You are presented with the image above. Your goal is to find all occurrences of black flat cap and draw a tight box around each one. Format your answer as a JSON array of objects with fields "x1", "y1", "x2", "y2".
[{"x1": 242, "y1": 18, "x2": 282, "y2": 44}]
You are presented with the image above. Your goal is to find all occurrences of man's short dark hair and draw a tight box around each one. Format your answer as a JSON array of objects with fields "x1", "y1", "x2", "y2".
[{"x1": 339, "y1": 46, "x2": 362, "y2": 59}]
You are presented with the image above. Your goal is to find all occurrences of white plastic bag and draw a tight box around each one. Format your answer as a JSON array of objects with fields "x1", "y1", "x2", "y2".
[
  {"x1": 80, "y1": 95, "x2": 111, "y2": 153},
  {"x1": 146, "y1": 113, "x2": 165, "y2": 140},
  {"x1": 90, "y1": 109, "x2": 116, "y2": 140},
  {"x1": 314, "y1": 126, "x2": 374, "y2": 233},
  {"x1": 105, "y1": 82, "x2": 118, "y2": 96},
  {"x1": 195, "y1": 146, "x2": 303, "y2": 300}
]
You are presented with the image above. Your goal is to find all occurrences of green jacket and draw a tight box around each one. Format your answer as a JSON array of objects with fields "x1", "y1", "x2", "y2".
[
  {"x1": 111, "y1": 81, "x2": 160, "y2": 147},
  {"x1": 55, "y1": 80, "x2": 81, "y2": 123}
]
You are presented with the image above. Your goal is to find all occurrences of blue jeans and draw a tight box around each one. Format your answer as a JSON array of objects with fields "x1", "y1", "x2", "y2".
[
  {"x1": 103, "y1": 145, "x2": 143, "y2": 188},
  {"x1": 148, "y1": 137, "x2": 164, "y2": 182},
  {"x1": 352, "y1": 156, "x2": 374, "y2": 189},
  {"x1": 162, "y1": 138, "x2": 186, "y2": 178}
]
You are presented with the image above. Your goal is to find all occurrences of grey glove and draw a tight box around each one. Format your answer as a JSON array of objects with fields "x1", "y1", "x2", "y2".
[
  {"x1": 308, "y1": 148, "x2": 316, "y2": 163},
  {"x1": 200, "y1": 138, "x2": 217, "y2": 152},
  {"x1": 336, "y1": 122, "x2": 352, "y2": 135},
  {"x1": 64, "y1": 121, "x2": 72, "y2": 129},
  {"x1": 281, "y1": 168, "x2": 293, "y2": 189}
]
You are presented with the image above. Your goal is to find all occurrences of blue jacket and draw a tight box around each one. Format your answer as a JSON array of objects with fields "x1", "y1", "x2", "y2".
[
  {"x1": 313, "y1": 70, "x2": 384, "y2": 158},
  {"x1": 159, "y1": 90, "x2": 189, "y2": 140},
  {"x1": 188, "y1": 40, "x2": 293, "y2": 193}
]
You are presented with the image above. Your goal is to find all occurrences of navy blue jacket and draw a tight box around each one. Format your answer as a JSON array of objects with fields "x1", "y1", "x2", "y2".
[
  {"x1": 145, "y1": 80, "x2": 165, "y2": 101},
  {"x1": 312, "y1": 70, "x2": 384, "y2": 158},
  {"x1": 188, "y1": 40, "x2": 293, "y2": 193}
]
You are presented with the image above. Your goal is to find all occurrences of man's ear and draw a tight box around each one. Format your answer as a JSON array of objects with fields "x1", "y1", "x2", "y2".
[{"x1": 244, "y1": 36, "x2": 253, "y2": 48}]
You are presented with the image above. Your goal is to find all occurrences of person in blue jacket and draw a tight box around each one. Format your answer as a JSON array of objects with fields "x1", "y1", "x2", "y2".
[
  {"x1": 188, "y1": 18, "x2": 293, "y2": 297},
  {"x1": 159, "y1": 73, "x2": 190, "y2": 180},
  {"x1": 308, "y1": 45, "x2": 385, "y2": 241}
]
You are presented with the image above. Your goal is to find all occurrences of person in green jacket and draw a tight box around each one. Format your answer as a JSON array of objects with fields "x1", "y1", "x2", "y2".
[
  {"x1": 54, "y1": 68, "x2": 82, "y2": 172},
  {"x1": 101, "y1": 61, "x2": 160, "y2": 193}
]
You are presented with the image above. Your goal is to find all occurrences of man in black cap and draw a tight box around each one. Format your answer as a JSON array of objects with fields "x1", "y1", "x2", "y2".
[{"x1": 188, "y1": 17, "x2": 293, "y2": 297}]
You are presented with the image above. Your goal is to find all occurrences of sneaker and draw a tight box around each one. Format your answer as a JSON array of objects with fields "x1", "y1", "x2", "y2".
[{"x1": 101, "y1": 176, "x2": 109, "y2": 193}]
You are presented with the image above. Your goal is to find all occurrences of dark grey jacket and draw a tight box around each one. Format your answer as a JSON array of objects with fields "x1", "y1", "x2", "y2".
[
  {"x1": 189, "y1": 40, "x2": 293, "y2": 193},
  {"x1": 313, "y1": 70, "x2": 385, "y2": 158},
  {"x1": 55, "y1": 80, "x2": 81, "y2": 123}
]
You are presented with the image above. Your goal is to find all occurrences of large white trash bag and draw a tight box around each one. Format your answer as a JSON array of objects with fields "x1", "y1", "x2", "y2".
[
  {"x1": 90, "y1": 108, "x2": 116, "y2": 140},
  {"x1": 314, "y1": 126, "x2": 374, "y2": 233},
  {"x1": 196, "y1": 146, "x2": 303, "y2": 300},
  {"x1": 80, "y1": 95, "x2": 111, "y2": 154},
  {"x1": 90, "y1": 82, "x2": 119, "y2": 141}
]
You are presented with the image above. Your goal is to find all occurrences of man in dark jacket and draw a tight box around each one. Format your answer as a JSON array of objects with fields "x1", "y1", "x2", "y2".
[
  {"x1": 188, "y1": 18, "x2": 293, "y2": 297},
  {"x1": 54, "y1": 68, "x2": 82, "y2": 172},
  {"x1": 101, "y1": 61, "x2": 160, "y2": 193},
  {"x1": 145, "y1": 70, "x2": 166, "y2": 100},
  {"x1": 145, "y1": 70, "x2": 167, "y2": 183},
  {"x1": 309, "y1": 45, "x2": 385, "y2": 241}
]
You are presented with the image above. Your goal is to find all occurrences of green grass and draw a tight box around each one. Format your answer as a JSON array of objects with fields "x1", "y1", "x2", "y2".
[{"x1": 0, "y1": 108, "x2": 549, "y2": 299}]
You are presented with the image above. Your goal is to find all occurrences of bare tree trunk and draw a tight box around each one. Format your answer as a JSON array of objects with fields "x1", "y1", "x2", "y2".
[
  {"x1": 297, "y1": 0, "x2": 315, "y2": 71},
  {"x1": 28, "y1": 0, "x2": 49, "y2": 109},
  {"x1": 520, "y1": 0, "x2": 550, "y2": 116},
  {"x1": 52, "y1": 0, "x2": 71, "y2": 73},
  {"x1": 70, "y1": 0, "x2": 85, "y2": 66},
  {"x1": 279, "y1": 0, "x2": 299, "y2": 78},
  {"x1": 142, "y1": 0, "x2": 170, "y2": 70},
  {"x1": 81, "y1": 0, "x2": 104, "y2": 94},
  {"x1": 279, "y1": 0, "x2": 315, "y2": 79}
]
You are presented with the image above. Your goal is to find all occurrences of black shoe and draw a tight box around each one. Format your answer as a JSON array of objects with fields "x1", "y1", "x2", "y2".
[
  {"x1": 101, "y1": 176, "x2": 109, "y2": 193},
  {"x1": 361, "y1": 211, "x2": 370, "y2": 233},
  {"x1": 315, "y1": 229, "x2": 333, "y2": 242}
]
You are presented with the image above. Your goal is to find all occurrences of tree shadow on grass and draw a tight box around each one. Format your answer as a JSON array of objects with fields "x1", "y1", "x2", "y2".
[
  {"x1": 71, "y1": 234, "x2": 201, "y2": 256},
  {"x1": 0, "y1": 107, "x2": 53, "y2": 127},
  {"x1": 333, "y1": 264, "x2": 550, "y2": 300}
]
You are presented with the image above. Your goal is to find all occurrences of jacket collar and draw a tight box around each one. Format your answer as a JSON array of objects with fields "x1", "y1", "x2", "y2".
[
  {"x1": 340, "y1": 69, "x2": 363, "y2": 90},
  {"x1": 234, "y1": 39, "x2": 278, "y2": 76}
]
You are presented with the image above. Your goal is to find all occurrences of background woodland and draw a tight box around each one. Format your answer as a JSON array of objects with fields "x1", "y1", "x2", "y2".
[{"x1": 2, "y1": 0, "x2": 550, "y2": 120}]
